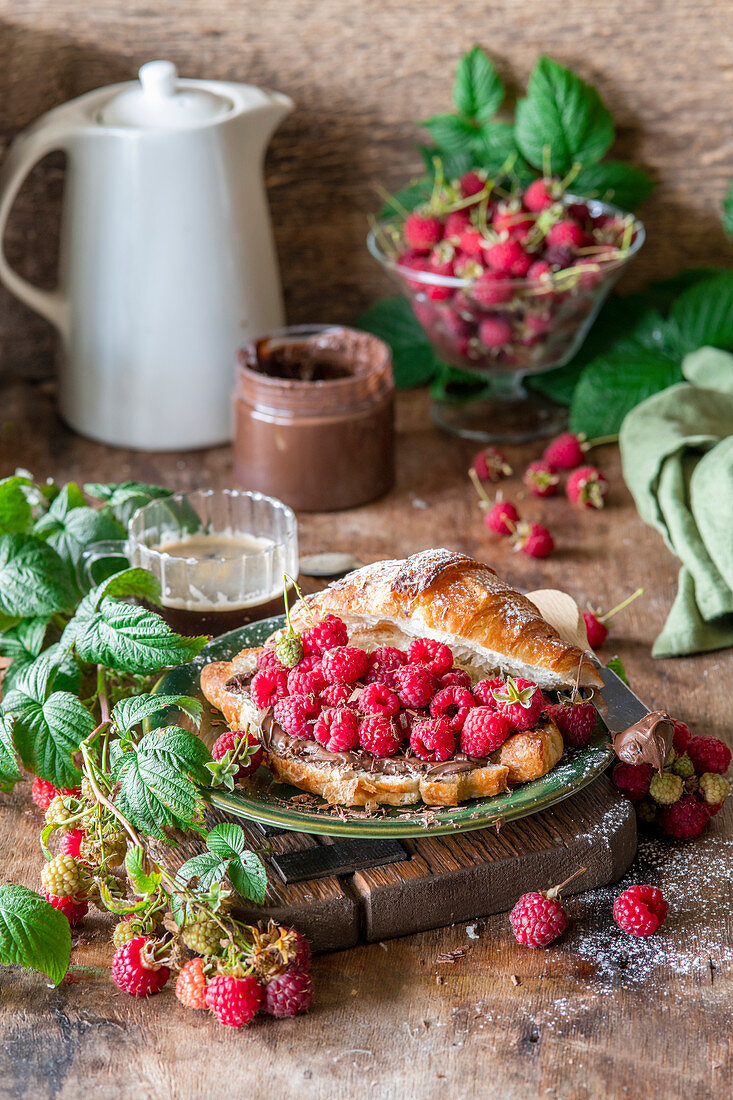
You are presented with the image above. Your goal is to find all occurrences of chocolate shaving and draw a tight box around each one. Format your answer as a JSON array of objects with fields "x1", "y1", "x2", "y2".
[
  {"x1": 611, "y1": 710, "x2": 674, "y2": 775},
  {"x1": 436, "y1": 947, "x2": 469, "y2": 963}
]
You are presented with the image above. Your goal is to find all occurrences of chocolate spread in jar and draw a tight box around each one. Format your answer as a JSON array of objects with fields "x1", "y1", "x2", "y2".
[{"x1": 233, "y1": 325, "x2": 395, "y2": 512}]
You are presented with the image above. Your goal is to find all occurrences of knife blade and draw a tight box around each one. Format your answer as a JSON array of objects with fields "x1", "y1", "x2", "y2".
[{"x1": 595, "y1": 665, "x2": 651, "y2": 733}]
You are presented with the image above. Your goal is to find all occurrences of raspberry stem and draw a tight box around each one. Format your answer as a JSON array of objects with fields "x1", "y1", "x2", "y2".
[
  {"x1": 546, "y1": 866, "x2": 587, "y2": 899},
  {"x1": 599, "y1": 588, "x2": 644, "y2": 624}
]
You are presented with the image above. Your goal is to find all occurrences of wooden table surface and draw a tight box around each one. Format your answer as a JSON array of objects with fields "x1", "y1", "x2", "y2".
[{"x1": 0, "y1": 381, "x2": 731, "y2": 1100}]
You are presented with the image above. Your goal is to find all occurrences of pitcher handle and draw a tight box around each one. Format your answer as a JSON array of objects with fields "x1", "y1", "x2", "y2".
[
  {"x1": 78, "y1": 539, "x2": 130, "y2": 591},
  {"x1": 0, "y1": 125, "x2": 73, "y2": 333}
]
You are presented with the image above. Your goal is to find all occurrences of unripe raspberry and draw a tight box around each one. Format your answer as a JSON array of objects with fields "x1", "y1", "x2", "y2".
[
  {"x1": 44, "y1": 795, "x2": 77, "y2": 828},
  {"x1": 636, "y1": 799, "x2": 658, "y2": 825},
  {"x1": 276, "y1": 633, "x2": 303, "y2": 669},
  {"x1": 112, "y1": 914, "x2": 157, "y2": 950},
  {"x1": 80, "y1": 831, "x2": 127, "y2": 868},
  {"x1": 40, "y1": 854, "x2": 85, "y2": 899},
  {"x1": 672, "y1": 753, "x2": 695, "y2": 778},
  {"x1": 649, "y1": 772, "x2": 683, "y2": 805},
  {"x1": 181, "y1": 916, "x2": 225, "y2": 956},
  {"x1": 699, "y1": 772, "x2": 731, "y2": 806}
]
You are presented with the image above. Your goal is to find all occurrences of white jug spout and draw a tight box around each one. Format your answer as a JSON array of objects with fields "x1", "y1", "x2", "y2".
[{"x1": 244, "y1": 90, "x2": 294, "y2": 152}]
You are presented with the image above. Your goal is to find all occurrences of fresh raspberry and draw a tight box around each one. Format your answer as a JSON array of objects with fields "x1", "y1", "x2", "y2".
[
  {"x1": 59, "y1": 828, "x2": 84, "y2": 859},
  {"x1": 458, "y1": 170, "x2": 486, "y2": 198},
  {"x1": 478, "y1": 316, "x2": 512, "y2": 349},
  {"x1": 287, "y1": 661, "x2": 326, "y2": 697},
  {"x1": 567, "y1": 466, "x2": 608, "y2": 509},
  {"x1": 583, "y1": 610, "x2": 608, "y2": 649},
  {"x1": 212, "y1": 730, "x2": 263, "y2": 779},
  {"x1": 404, "y1": 212, "x2": 443, "y2": 250},
  {"x1": 484, "y1": 500, "x2": 519, "y2": 536},
  {"x1": 264, "y1": 970, "x2": 313, "y2": 1017},
  {"x1": 438, "y1": 669, "x2": 472, "y2": 690},
  {"x1": 322, "y1": 645, "x2": 368, "y2": 685},
  {"x1": 112, "y1": 936, "x2": 170, "y2": 997},
  {"x1": 319, "y1": 683, "x2": 354, "y2": 707},
  {"x1": 546, "y1": 220, "x2": 587, "y2": 248},
  {"x1": 359, "y1": 681, "x2": 400, "y2": 717},
  {"x1": 359, "y1": 715, "x2": 402, "y2": 757},
  {"x1": 699, "y1": 772, "x2": 731, "y2": 806},
  {"x1": 686, "y1": 736, "x2": 731, "y2": 775},
  {"x1": 523, "y1": 460, "x2": 560, "y2": 498},
  {"x1": 250, "y1": 667, "x2": 289, "y2": 709},
  {"x1": 410, "y1": 718, "x2": 455, "y2": 762},
  {"x1": 472, "y1": 271, "x2": 513, "y2": 306},
  {"x1": 205, "y1": 973, "x2": 263, "y2": 1027},
  {"x1": 510, "y1": 892, "x2": 567, "y2": 947},
  {"x1": 444, "y1": 210, "x2": 472, "y2": 241},
  {"x1": 543, "y1": 431, "x2": 586, "y2": 470},
  {"x1": 314, "y1": 707, "x2": 359, "y2": 752},
  {"x1": 492, "y1": 201, "x2": 534, "y2": 238},
  {"x1": 408, "y1": 638, "x2": 453, "y2": 677},
  {"x1": 430, "y1": 685, "x2": 475, "y2": 732},
  {"x1": 612, "y1": 761, "x2": 654, "y2": 801},
  {"x1": 528, "y1": 259, "x2": 552, "y2": 280},
  {"x1": 31, "y1": 777, "x2": 80, "y2": 811},
  {"x1": 256, "y1": 647, "x2": 284, "y2": 671},
  {"x1": 672, "y1": 720, "x2": 692, "y2": 754},
  {"x1": 273, "y1": 695, "x2": 320, "y2": 739},
  {"x1": 649, "y1": 772, "x2": 683, "y2": 805},
  {"x1": 458, "y1": 228, "x2": 486, "y2": 257},
  {"x1": 672, "y1": 753, "x2": 695, "y2": 779},
  {"x1": 566, "y1": 202, "x2": 591, "y2": 224},
  {"x1": 473, "y1": 677, "x2": 504, "y2": 706},
  {"x1": 524, "y1": 178, "x2": 558, "y2": 212},
  {"x1": 546, "y1": 701, "x2": 596, "y2": 748},
  {"x1": 41, "y1": 890, "x2": 88, "y2": 925},
  {"x1": 492, "y1": 678, "x2": 544, "y2": 732},
  {"x1": 301, "y1": 614, "x2": 349, "y2": 656},
  {"x1": 175, "y1": 957, "x2": 208, "y2": 1010},
  {"x1": 460, "y1": 707, "x2": 510, "y2": 755},
  {"x1": 472, "y1": 446, "x2": 512, "y2": 482},
  {"x1": 40, "y1": 854, "x2": 85, "y2": 899},
  {"x1": 484, "y1": 238, "x2": 532, "y2": 276},
  {"x1": 393, "y1": 664, "x2": 437, "y2": 708},
  {"x1": 286, "y1": 929, "x2": 312, "y2": 972},
  {"x1": 513, "y1": 521, "x2": 554, "y2": 558},
  {"x1": 613, "y1": 885, "x2": 668, "y2": 937},
  {"x1": 544, "y1": 243, "x2": 574, "y2": 269},
  {"x1": 659, "y1": 793, "x2": 710, "y2": 839},
  {"x1": 365, "y1": 645, "x2": 408, "y2": 684}
]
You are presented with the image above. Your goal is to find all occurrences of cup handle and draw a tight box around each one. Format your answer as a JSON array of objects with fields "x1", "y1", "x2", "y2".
[{"x1": 78, "y1": 539, "x2": 129, "y2": 591}]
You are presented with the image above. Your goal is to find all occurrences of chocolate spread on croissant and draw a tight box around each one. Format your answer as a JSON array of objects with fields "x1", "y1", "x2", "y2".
[{"x1": 611, "y1": 710, "x2": 674, "y2": 775}]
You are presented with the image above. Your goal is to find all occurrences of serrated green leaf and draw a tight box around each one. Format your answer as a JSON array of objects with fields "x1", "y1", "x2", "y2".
[
  {"x1": 112, "y1": 693, "x2": 202, "y2": 736},
  {"x1": 112, "y1": 728, "x2": 211, "y2": 840},
  {"x1": 723, "y1": 179, "x2": 733, "y2": 238},
  {"x1": 124, "y1": 847, "x2": 162, "y2": 895},
  {"x1": 606, "y1": 656, "x2": 629, "y2": 685},
  {"x1": 40, "y1": 642, "x2": 82, "y2": 696},
  {"x1": 0, "y1": 477, "x2": 33, "y2": 536},
  {"x1": 0, "y1": 617, "x2": 50, "y2": 693},
  {"x1": 471, "y1": 120, "x2": 517, "y2": 175},
  {"x1": 227, "y1": 851, "x2": 268, "y2": 905},
  {"x1": 90, "y1": 567, "x2": 162, "y2": 606},
  {"x1": 206, "y1": 822, "x2": 246, "y2": 859},
  {"x1": 3, "y1": 686, "x2": 93, "y2": 787},
  {"x1": 573, "y1": 161, "x2": 655, "y2": 211},
  {"x1": 62, "y1": 596, "x2": 205, "y2": 674},
  {"x1": 515, "y1": 56, "x2": 614, "y2": 175},
  {"x1": 33, "y1": 484, "x2": 125, "y2": 571},
  {"x1": 452, "y1": 46, "x2": 504, "y2": 121},
  {"x1": 648, "y1": 268, "x2": 728, "y2": 312},
  {"x1": 0, "y1": 535, "x2": 77, "y2": 618},
  {"x1": 0, "y1": 713, "x2": 20, "y2": 792},
  {"x1": 668, "y1": 271, "x2": 733, "y2": 353},
  {"x1": 83, "y1": 481, "x2": 172, "y2": 526},
  {"x1": 419, "y1": 144, "x2": 474, "y2": 182},
  {"x1": 569, "y1": 342, "x2": 683, "y2": 437},
  {"x1": 0, "y1": 884, "x2": 71, "y2": 985},
  {"x1": 176, "y1": 852, "x2": 229, "y2": 891},
  {"x1": 354, "y1": 297, "x2": 439, "y2": 388},
  {"x1": 422, "y1": 114, "x2": 478, "y2": 158}
]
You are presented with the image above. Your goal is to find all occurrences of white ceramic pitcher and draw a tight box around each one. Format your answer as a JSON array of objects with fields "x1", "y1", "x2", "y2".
[{"x1": 0, "y1": 61, "x2": 292, "y2": 450}]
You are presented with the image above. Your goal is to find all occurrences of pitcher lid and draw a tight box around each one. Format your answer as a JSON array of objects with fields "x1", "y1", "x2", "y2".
[{"x1": 98, "y1": 61, "x2": 232, "y2": 128}]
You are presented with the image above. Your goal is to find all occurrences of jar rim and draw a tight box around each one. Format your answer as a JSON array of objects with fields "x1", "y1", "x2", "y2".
[{"x1": 236, "y1": 324, "x2": 392, "y2": 392}]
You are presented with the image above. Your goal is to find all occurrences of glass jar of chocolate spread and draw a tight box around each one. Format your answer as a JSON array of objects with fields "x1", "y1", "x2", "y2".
[{"x1": 234, "y1": 325, "x2": 395, "y2": 512}]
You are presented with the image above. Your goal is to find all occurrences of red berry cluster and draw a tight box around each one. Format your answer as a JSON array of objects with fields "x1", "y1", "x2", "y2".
[
  {"x1": 390, "y1": 174, "x2": 637, "y2": 375},
  {"x1": 611, "y1": 721, "x2": 731, "y2": 839},
  {"x1": 253, "y1": 617, "x2": 573, "y2": 765}
]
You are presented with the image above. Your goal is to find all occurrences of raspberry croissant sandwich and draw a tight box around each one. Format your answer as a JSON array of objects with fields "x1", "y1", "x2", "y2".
[{"x1": 200, "y1": 549, "x2": 601, "y2": 808}]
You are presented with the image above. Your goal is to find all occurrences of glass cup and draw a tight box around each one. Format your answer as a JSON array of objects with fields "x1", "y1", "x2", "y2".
[{"x1": 81, "y1": 489, "x2": 298, "y2": 636}]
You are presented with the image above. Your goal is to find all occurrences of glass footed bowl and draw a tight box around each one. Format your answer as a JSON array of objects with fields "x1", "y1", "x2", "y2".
[{"x1": 367, "y1": 196, "x2": 645, "y2": 442}]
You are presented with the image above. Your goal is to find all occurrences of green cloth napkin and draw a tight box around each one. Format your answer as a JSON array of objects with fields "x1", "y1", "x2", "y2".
[{"x1": 620, "y1": 346, "x2": 733, "y2": 658}]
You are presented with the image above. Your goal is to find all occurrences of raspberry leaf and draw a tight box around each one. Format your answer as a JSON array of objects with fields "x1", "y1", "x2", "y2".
[
  {"x1": 569, "y1": 342, "x2": 683, "y2": 437},
  {"x1": 0, "y1": 714, "x2": 20, "y2": 792},
  {"x1": 206, "y1": 823, "x2": 246, "y2": 860},
  {"x1": 471, "y1": 121, "x2": 518, "y2": 175},
  {"x1": 83, "y1": 481, "x2": 172, "y2": 527},
  {"x1": 0, "y1": 476, "x2": 33, "y2": 536},
  {"x1": 379, "y1": 178, "x2": 432, "y2": 219},
  {"x1": 606, "y1": 656, "x2": 629, "y2": 685},
  {"x1": 62, "y1": 596, "x2": 205, "y2": 674},
  {"x1": 573, "y1": 161, "x2": 655, "y2": 211},
  {"x1": 112, "y1": 693, "x2": 203, "y2": 736},
  {"x1": 0, "y1": 884, "x2": 71, "y2": 986},
  {"x1": 724, "y1": 179, "x2": 733, "y2": 239},
  {"x1": 33, "y1": 484, "x2": 125, "y2": 571},
  {"x1": 0, "y1": 617, "x2": 50, "y2": 693},
  {"x1": 452, "y1": 46, "x2": 504, "y2": 122},
  {"x1": 668, "y1": 271, "x2": 733, "y2": 354},
  {"x1": 515, "y1": 56, "x2": 614, "y2": 175},
  {"x1": 423, "y1": 113, "x2": 479, "y2": 158},
  {"x1": 4, "y1": 686, "x2": 93, "y2": 787},
  {"x1": 176, "y1": 852, "x2": 229, "y2": 892},
  {"x1": 227, "y1": 851, "x2": 268, "y2": 905},
  {"x1": 355, "y1": 298, "x2": 439, "y2": 388},
  {"x1": 0, "y1": 535, "x2": 77, "y2": 619},
  {"x1": 124, "y1": 846, "x2": 162, "y2": 896},
  {"x1": 87, "y1": 568, "x2": 162, "y2": 607}
]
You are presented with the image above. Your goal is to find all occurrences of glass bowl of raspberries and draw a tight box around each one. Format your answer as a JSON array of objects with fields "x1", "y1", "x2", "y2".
[{"x1": 367, "y1": 173, "x2": 645, "y2": 442}]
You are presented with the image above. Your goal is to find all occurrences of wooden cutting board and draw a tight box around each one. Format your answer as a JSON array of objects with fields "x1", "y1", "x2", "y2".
[{"x1": 160, "y1": 775, "x2": 635, "y2": 952}]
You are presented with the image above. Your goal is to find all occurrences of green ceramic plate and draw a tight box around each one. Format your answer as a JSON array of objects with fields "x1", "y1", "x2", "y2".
[{"x1": 155, "y1": 616, "x2": 615, "y2": 839}]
